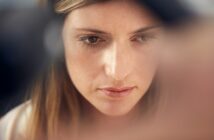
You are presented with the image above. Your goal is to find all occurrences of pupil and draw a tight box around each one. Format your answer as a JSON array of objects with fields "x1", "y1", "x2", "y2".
[{"x1": 89, "y1": 36, "x2": 98, "y2": 43}]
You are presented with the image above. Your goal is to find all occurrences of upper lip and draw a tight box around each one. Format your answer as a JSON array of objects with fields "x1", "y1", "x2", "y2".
[{"x1": 98, "y1": 86, "x2": 135, "y2": 92}]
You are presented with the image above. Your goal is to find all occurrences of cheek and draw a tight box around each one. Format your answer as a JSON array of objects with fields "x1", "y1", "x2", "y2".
[
  {"x1": 64, "y1": 45, "x2": 101, "y2": 95},
  {"x1": 136, "y1": 59, "x2": 156, "y2": 86},
  {"x1": 131, "y1": 52, "x2": 157, "y2": 94},
  {"x1": 136, "y1": 47, "x2": 159, "y2": 74}
]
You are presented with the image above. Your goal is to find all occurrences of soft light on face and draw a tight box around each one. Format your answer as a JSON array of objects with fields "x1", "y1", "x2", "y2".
[{"x1": 63, "y1": 0, "x2": 160, "y2": 116}]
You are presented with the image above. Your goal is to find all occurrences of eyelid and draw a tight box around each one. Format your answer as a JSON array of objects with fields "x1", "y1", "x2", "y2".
[
  {"x1": 75, "y1": 32, "x2": 111, "y2": 40},
  {"x1": 76, "y1": 34, "x2": 112, "y2": 49},
  {"x1": 130, "y1": 32, "x2": 156, "y2": 41},
  {"x1": 79, "y1": 35, "x2": 104, "y2": 42}
]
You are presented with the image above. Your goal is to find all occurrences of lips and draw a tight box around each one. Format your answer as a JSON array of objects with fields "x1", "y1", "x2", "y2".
[{"x1": 98, "y1": 86, "x2": 135, "y2": 98}]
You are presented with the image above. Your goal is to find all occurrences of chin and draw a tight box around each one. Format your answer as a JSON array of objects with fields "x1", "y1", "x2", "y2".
[
  {"x1": 97, "y1": 105, "x2": 135, "y2": 117},
  {"x1": 102, "y1": 111, "x2": 131, "y2": 117}
]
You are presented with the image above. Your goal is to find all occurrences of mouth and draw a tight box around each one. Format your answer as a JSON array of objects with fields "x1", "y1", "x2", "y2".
[{"x1": 97, "y1": 86, "x2": 136, "y2": 98}]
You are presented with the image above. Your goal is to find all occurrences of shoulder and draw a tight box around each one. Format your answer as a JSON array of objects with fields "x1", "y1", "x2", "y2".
[{"x1": 0, "y1": 101, "x2": 32, "y2": 140}]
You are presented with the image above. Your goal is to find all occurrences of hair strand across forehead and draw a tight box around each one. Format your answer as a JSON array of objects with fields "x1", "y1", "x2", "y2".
[
  {"x1": 55, "y1": 0, "x2": 86, "y2": 13},
  {"x1": 54, "y1": 0, "x2": 108, "y2": 13}
]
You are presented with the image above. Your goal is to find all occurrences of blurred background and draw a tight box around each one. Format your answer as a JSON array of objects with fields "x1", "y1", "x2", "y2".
[
  {"x1": 0, "y1": 0, "x2": 62, "y2": 116},
  {"x1": 0, "y1": 0, "x2": 214, "y2": 139}
]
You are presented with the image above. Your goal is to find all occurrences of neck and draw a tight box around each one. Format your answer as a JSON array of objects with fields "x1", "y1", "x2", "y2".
[{"x1": 81, "y1": 99, "x2": 141, "y2": 131}]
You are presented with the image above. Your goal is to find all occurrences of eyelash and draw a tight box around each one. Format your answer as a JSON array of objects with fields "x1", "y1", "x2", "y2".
[
  {"x1": 77, "y1": 34, "x2": 156, "y2": 48},
  {"x1": 78, "y1": 35, "x2": 105, "y2": 48},
  {"x1": 131, "y1": 34, "x2": 156, "y2": 44}
]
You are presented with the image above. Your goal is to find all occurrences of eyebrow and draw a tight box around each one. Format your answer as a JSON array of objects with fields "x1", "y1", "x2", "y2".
[
  {"x1": 74, "y1": 25, "x2": 161, "y2": 35},
  {"x1": 74, "y1": 28, "x2": 110, "y2": 35},
  {"x1": 130, "y1": 25, "x2": 161, "y2": 35}
]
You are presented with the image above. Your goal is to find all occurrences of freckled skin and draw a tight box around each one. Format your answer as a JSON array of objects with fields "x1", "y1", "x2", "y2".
[{"x1": 63, "y1": 0, "x2": 160, "y2": 117}]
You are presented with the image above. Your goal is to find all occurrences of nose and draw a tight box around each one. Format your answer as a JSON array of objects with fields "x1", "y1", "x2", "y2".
[{"x1": 102, "y1": 42, "x2": 133, "y2": 81}]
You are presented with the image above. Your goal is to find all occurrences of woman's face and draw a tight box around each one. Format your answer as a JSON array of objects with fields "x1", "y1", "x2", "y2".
[{"x1": 63, "y1": 0, "x2": 160, "y2": 116}]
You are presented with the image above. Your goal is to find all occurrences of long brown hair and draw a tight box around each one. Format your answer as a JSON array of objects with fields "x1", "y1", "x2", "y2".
[{"x1": 27, "y1": 0, "x2": 158, "y2": 140}]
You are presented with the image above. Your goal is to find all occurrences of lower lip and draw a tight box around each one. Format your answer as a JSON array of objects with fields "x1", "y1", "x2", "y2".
[{"x1": 98, "y1": 88, "x2": 134, "y2": 98}]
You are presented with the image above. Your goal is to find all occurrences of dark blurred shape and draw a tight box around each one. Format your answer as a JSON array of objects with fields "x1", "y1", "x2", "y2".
[
  {"x1": 138, "y1": 0, "x2": 195, "y2": 26},
  {"x1": 0, "y1": 6, "x2": 56, "y2": 117}
]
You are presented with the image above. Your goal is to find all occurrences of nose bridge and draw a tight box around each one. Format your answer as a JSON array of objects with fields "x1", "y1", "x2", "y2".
[{"x1": 103, "y1": 41, "x2": 132, "y2": 80}]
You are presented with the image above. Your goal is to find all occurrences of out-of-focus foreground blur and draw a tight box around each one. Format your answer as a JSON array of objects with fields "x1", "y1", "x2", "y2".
[{"x1": 0, "y1": 0, "x2": 214, "y2": 139}]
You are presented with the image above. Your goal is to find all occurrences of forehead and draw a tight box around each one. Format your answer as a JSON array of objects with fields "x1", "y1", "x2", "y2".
[{"x1": 64, "y1": 0, "x2": 156, "y2": 32}]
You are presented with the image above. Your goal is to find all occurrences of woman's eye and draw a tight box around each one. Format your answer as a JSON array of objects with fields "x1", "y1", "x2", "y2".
[
  {"x1": 136, "y1": 36, "x2": 149, "y2": 43},
  {"x1": 132, "y1": 34, "x2": 156, "y2": 44},
  {"x1": 79, "y1": 35, "x2": 104, "y2": 45}
]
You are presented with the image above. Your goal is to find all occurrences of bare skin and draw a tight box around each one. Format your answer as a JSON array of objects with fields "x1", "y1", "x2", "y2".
[{"x1": 62, "y1": 0, "x2": 161, "y2": 138}]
